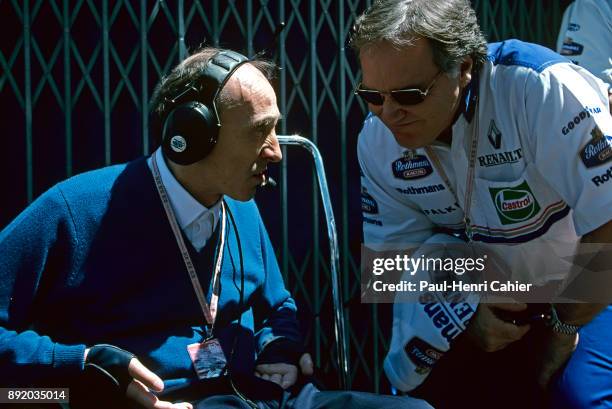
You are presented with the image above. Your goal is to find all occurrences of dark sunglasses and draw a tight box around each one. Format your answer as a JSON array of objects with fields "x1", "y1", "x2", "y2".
[{"x1": 354, "y1": 71, "x2": 443, "y2": 106}]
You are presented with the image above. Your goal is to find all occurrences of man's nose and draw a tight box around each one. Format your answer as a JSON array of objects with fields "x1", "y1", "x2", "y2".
[
  {"x1": 262, "y1": 132, "x2": 283, "y2": 163},
  {"x1": 379, "y1": 94, "x2": 406, "y2": 123}
]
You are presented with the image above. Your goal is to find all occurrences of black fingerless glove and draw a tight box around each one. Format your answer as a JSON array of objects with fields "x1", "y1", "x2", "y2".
[
  {"x1": 84, "y1": 344, "x2": 135, "y2": 394},
  {"x1": 256, "y1": 338, "x2": 304, "y2": 366}
]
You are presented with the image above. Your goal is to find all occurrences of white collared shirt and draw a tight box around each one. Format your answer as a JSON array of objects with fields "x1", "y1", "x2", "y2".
[
  {"x1": 359, "y1": 40, "x2": 612, "y2": 284},
  {"x1": 147, "y1": 148, "x2": 221, "y2": 252},
  {"x1": 556, "y1": 0, "x2": 612, "y2": 88}
]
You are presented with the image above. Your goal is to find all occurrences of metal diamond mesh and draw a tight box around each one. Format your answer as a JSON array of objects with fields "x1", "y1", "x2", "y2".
[{"x1": 0, "y1": 0, "x2": 571, "y2": 392}]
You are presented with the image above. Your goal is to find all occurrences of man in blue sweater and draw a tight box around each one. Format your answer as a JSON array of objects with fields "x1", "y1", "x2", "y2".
[{"x1": 0, "y1": 48, "x2": 431, "y2": 409}]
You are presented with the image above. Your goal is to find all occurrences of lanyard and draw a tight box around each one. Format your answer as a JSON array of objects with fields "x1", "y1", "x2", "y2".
[
  {"x1": 462, "y1": 113, "x2": 480, "y2": 240},
  {"x1": 151, "y1": 154, "x2": 226, "y2": 329},
  {"x1": 424, "y1": 145, "x2": 458, "y2": 202},
  {"x1": 424, "y1": 112, "x2": 480, "y2": 241}
]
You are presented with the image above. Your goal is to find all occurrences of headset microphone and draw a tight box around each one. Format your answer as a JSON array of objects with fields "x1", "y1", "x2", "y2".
[{"x1": 261, "y1": 175, "x2": 277, "y2": 188}]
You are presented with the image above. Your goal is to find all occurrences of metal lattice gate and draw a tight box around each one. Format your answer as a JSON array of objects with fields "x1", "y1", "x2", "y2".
[{"x1": 0, "y1": 0, "x2": 570, "y2": 391}]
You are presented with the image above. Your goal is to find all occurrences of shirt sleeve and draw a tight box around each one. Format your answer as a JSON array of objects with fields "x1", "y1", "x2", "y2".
[
  {"x1": 524, "y1": 63, "x2": 612, "y2": 235},
  {"x1": 556, "y1": 0, "x2": 612, "y2": 87},
  {"x1": 358, "y1": 117, "x2": 435, "y2": 245},
  {"x1": 0, "y1": 186, "x2": 86, "y2": 386}
]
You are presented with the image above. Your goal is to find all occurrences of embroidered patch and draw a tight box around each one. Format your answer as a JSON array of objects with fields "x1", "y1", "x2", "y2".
[
  {"x1": 580, "y1": 126, "x2": 612, "y2": 168},
  {"x1": 487, "y1": 120, "x2": 502, "y2": 149},
  {"x1": 404, "y1": 337, "x2": 444, "y2": 375},
  {"x1": 489, "y1": 181, "x2": 541, "y2": 225},
  {"x1": 361, "y1": 189, "x2": 379, "y2": 214},
  {"x1": 560, "y1": 37, "x2": 584, "y2": 56},
  {"x1": 391, "y1": 155, "x2": 433, "y2": 180}
]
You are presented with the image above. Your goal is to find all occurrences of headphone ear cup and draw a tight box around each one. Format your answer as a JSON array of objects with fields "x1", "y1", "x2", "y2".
[{"x1": 161, "y1": 102, "x2": 219, "y2": 165}]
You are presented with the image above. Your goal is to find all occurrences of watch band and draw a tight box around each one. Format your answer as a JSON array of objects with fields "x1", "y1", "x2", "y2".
[{"x1": 548, "y1": 305, "x2": 582, "y2": 335}]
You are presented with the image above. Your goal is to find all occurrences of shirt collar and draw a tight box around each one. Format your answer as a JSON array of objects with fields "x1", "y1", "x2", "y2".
[
  {"x1": 461, "y1": 68, "x2": 480, "y2": 123},
  {"x1": 148, "y1": 148, "x2": 221, "y2": 230}
]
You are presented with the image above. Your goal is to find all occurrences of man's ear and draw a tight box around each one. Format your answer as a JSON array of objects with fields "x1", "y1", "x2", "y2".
[{"x1": 459, "y1": 56, "x2": 474, "y2": 88}]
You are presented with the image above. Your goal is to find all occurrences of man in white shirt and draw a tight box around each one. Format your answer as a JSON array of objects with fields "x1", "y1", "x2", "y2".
[
  {"x1": 351, "y1": 0, "x2": 612, "y2": 407},
  {"x1": 556, "y1": 0, "x2": 612, "y2": 87}
]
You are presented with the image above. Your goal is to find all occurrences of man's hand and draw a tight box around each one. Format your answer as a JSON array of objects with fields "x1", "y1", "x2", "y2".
[
  {"x1": 299, "y1": 353, "x2": 314, "y2": 376},
  {"x1": 84, "y1": 348, "x2": 192, "y2": 409},
  {"x1": 533, "y1": 220, "x2": 612, "y2": 386},
  {"x1": 126, "y1": 358, "x2": 193, "y2": 409},
  {"x1": 465, "y1": 303, "x2": 531, "y2": 351},
  {"x1": 537, "y1": 331, "x2": 579, "y2": 389},
  {"x1": 255, "y1": 352, "x2": 314, "y2": 389}
]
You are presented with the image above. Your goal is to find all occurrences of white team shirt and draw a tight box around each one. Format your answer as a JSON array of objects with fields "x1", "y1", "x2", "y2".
[
  {"x1": 556, "y1": 0, "x2": 612, "y2": 87},
  {"x1": 359, "y1": 39, "x2": 612, "y2": 284}
]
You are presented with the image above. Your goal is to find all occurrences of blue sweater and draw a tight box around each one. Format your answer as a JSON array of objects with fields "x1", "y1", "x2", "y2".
[{"x1": 0, "y1": 157, "x2": 302, "y2": 396}]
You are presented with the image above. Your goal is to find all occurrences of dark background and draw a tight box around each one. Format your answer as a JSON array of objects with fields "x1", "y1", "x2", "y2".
[{"x1": 0, "y1": 0, "x2": 571, "y2": 391}]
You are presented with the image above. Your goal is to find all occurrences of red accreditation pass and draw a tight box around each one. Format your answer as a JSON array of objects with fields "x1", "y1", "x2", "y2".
[{"x1": 187, "y1": 338, "x2": 227, "y2": 380}]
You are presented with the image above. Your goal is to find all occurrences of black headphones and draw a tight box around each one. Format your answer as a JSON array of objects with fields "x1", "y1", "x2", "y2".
[{"x1": 161, "y1": 50, "x2": 250, "y2": 165}]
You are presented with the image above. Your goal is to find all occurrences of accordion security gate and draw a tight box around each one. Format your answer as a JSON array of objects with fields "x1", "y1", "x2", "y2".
[{"x1": 0, "y1": 0, "x2": 570, "y2": 392}]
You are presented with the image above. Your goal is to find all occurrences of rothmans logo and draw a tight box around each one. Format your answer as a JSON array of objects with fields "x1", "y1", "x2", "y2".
[
  {"x1": 391, "y1": 154, "x2": 433, "y2": 180},
  {"x1": 489, "y1": 181, "x2": 541, "y2": 225},
  {"x1": 580, "y1": 126, "x2": 612, "y2": 168}
]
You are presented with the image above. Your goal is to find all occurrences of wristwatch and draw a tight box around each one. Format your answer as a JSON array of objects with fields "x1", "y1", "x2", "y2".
[{"x1": 547, "y1": 305, "x2": 582, "y2": 335}]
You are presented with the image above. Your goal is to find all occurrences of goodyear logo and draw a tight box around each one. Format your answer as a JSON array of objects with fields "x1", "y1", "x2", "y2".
[
  {"x1": 561, "y1": 106, "x2": 601, "y2": 136},
  {"x1": 391, "y1": 154, "x2": 433, "y2": 180},
  {"x1": 489, "y1": 181, "x2": 541, "y2": 225}
]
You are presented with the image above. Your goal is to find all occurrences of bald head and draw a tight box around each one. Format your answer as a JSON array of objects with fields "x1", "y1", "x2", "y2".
[
  {"x1": 217, "y1": 63, "x2": 276, "y2": 116},
  {"x1": 149, "y1": 47, "x2": 278, "y2": 146},
  {"x1": 165, "y1": 55, "x2": 282, "y2": 206}
]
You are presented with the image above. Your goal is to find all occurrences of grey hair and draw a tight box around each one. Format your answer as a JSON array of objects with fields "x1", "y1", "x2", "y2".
[
  {"x1": 350, "y1": 0, "x2": 488, "y2": 74},
  {"x1": 150, "y1": 47, "x2": 276, "y2": 119}
]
